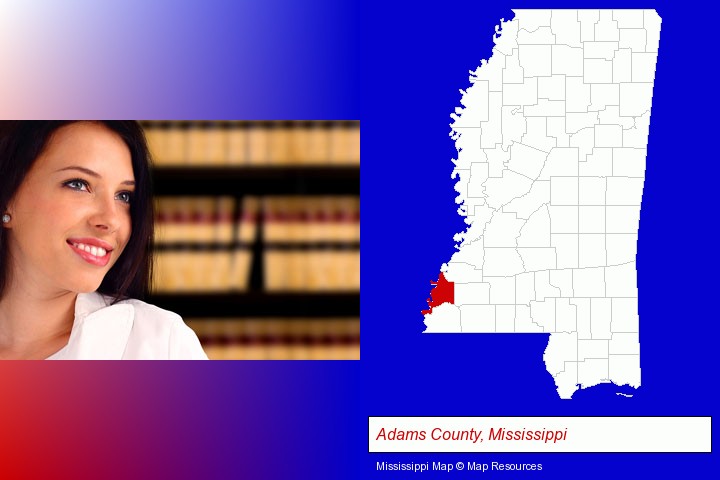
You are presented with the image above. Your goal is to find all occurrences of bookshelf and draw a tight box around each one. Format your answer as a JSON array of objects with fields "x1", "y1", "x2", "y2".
[
  {"x1": 142, "y1": 121, "x2": 360, "y2": 360},
  {"x1": 153, "y1": 166, "x2": 359, "y2": 195},
  {"x1": 147, "y1": 293, "x2": 360, "y2": 318}
]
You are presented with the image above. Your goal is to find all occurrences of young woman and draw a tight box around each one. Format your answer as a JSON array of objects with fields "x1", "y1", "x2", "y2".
[{"x1": 0, "y1": 121, "x2": 207, "y2": 359}]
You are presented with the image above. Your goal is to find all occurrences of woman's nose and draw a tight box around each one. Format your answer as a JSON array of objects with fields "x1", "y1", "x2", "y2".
[{"x1": 89, "y1": 195, "x2": 122, "y2": 232}]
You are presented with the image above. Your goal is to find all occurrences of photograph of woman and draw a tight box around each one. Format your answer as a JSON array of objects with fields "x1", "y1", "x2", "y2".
[{"x1": 0, "y1": 121, "x2": 208, "y2": 359}]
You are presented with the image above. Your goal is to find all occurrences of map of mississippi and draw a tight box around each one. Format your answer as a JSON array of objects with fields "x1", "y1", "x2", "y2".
[{"x1": 422, "y1": 10, "x2": 661, "y2": 399}]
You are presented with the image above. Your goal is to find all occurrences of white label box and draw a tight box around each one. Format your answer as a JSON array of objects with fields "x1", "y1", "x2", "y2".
[{"x1": 369, "y1": 416, "x2": 711, "y2": 453}]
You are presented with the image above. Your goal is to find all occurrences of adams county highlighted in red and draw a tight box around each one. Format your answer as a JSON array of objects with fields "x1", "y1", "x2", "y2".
[{"x1": 421, "y1": 272, "x2": 455, "y2": 315}]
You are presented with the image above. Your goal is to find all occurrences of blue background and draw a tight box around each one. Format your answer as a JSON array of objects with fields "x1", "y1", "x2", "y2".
[
  {"x1": 0, "y1": 0, "x2": 716, "y2": 478},
  {"x1": 362, "y1": 1, "x2": 718, "y2": 477}
]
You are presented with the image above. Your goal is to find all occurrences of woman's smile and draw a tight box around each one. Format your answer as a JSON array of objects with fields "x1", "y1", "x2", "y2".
[{"x1": 67, "y1": 237, "x2": 115, "y2": 267}]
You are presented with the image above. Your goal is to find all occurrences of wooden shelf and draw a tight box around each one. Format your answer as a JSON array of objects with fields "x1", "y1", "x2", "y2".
[
  {"x1": 150, "y1": 162, "x2": 360, "y2": 320},
  {"x1": 153, "y1": 166, "x2": 360, "y2": 195},
  {"x1": 153, "y1": 242, "x2": 360, "y2": 252},
  {"x1": 147, "y1": 292, "x2": 360, "y2": 318}
]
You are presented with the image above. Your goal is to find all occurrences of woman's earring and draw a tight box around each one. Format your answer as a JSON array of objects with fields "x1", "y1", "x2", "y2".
[{"x1": 2, "y1": 214, "x2": 10, "y2": 224}]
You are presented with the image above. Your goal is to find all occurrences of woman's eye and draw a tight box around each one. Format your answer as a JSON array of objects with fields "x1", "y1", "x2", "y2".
[
  {"x1": 64, "y1": 179, "x2": 89, "y2": 191},
  {"x1": 116, "y1": 191, "x2": 133, "y2": 204}
]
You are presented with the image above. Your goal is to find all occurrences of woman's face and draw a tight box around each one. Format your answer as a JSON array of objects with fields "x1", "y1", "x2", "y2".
[{"x1": 4, "y1": 122, "x2": 134, "y2": 295}]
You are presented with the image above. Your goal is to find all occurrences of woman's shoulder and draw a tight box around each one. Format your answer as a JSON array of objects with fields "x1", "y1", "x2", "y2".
[
  {"x1": 115, "y1": 296, "x2": 183, "y2": 324},
  {"x1": 87, "y1": 293, "x2": 183, "y2": 331},
  {"x1": 83, "y1": 293, "x2": 208, "y2": 360}
]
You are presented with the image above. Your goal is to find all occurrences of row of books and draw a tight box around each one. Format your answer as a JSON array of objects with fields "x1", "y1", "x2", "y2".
[
  {"x1": 185, "y1": 318, "x2": 360, "y2": 360},
  {"x1": 152, "y1": 195, "x2": 360, "y2": 292},
  {"x1": 154, "y1": 196, "x2": 360, "y2": 244},
  {"x1": 153, "y1": 250, "x2": 359, "y2": 292},
  {"x1": 142, "y1": 121, "x2": 360, "y2": 166}
]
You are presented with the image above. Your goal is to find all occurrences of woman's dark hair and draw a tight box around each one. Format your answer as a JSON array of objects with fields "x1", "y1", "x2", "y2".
[{"x1": 0, "y1": 121, "x2": 154, "y2": 302}]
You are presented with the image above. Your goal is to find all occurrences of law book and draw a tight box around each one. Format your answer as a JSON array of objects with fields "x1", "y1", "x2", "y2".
[
  {"x1": 226, "y1": 122, "x2": 248, "y2": 165},
  {"x1": 307, "y1": 121, "x2": 331, "y2": 165},
  {"x1": 164, "y1": 122, "x2": 187, "y2": 165},
  {"x1": 186, "y1": 317, "x2": 359, "y2": 360},
  {"x1": 268, "y1": 122, "x2": 291, "y2": 165},
  {"x1": 144, "y1": 122, "x2": 167, "y2": 165},
  {"x1": 187, "y1": 121, "x2": 227, "y2": 165},
  {"x1": 215, "y1": 196, "x2": 235, "y2": 244},
  {"x1": 247, "y1": 122, "x2": 270, "y2": 165},
  {"x1": 262, "y1": 196, "x2": 360, "y2": 292}
]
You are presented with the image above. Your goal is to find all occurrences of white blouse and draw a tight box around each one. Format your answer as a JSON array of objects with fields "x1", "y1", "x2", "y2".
[{"x1": 47, "y1": 292, "x2": 208, "y2": 360}]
